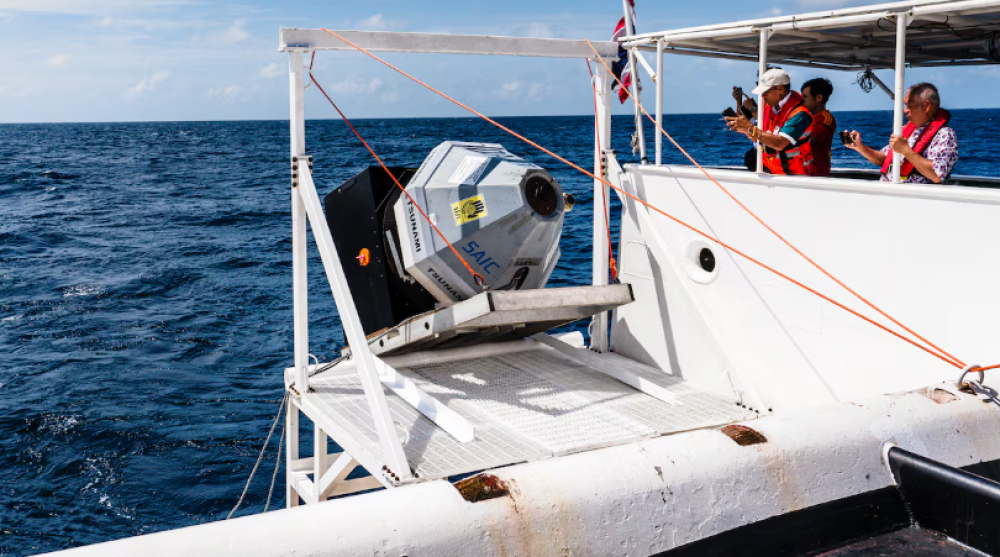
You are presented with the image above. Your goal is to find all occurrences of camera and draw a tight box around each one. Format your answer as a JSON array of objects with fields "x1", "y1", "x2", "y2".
[
  {"x1": 731, "y1": 85, "x2": 757, "y2": 119},
  {"x1": 722, "y1": 107, "x2": 737, "y2": 118},
  {"x1": 839, "y1": 130, "x2": 854, "y2": 145}
]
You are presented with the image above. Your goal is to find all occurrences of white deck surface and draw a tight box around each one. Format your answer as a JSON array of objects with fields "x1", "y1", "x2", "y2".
[{"x1": 305, "y1": 343, "x2": 754, "y2": 482}]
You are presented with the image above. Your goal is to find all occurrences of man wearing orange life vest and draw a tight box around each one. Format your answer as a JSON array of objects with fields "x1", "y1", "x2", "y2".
[
  {"x1": 726, "y1": 68, "x2": 814, "y2": 175},
  {"x1": 801, "y1": 78, "x2": 837, "y2": 177},
  {"x1": 843, "y1": 82, "x2": 958, "y2": 184}
]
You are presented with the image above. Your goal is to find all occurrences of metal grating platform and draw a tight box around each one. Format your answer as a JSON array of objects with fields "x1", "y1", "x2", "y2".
[{"x1": 304, "y1": 341, "x2": 754, "y2": 483}]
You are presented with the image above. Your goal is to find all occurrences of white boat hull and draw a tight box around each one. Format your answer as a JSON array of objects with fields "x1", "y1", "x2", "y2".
[{"x1": 46, "y1": 388, "x2": 1000, "y2": 556}]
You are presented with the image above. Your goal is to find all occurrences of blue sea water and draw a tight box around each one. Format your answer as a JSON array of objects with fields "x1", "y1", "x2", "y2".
[{"x1": 1, "y1": 110, "x2": 999, "y2": 555}]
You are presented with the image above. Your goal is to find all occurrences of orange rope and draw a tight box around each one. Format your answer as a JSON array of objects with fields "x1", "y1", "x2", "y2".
[
  {"x1": 587, "y1": 60, "x2": 617, "y2": 282},
  {"x1": 317, "y1": 28, "x2": 973, "y2": 371},
  {"x1": 306, "y1": 68, "x2": 486, "y2": 288},
  {"x1": 583, "y1": 40, "x2": 966, "y2": 370}
]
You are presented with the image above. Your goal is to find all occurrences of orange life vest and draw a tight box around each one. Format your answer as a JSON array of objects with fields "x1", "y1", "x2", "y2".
[{"x1": 761, "y1": 91, "x2": 814, "y2": 176}]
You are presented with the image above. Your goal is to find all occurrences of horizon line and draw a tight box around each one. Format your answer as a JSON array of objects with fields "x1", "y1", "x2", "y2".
[{"x1": 1, "y1": 106, "x2": 996, "y2": 126}]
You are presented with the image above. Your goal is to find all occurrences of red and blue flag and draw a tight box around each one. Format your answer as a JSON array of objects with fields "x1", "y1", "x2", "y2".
[{"x1": 611, "y1": 0, "x2": 636, "y2": 103}]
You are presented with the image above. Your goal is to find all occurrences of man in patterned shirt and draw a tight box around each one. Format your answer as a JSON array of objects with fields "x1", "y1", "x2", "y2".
[{"x1": 843, "y1": 82, "x2": 958, "y2": 184}]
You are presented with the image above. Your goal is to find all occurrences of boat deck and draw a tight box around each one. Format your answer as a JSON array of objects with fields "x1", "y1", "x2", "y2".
[{"x1": 300, "y1": 339, "x2": 754, "y2": 484}]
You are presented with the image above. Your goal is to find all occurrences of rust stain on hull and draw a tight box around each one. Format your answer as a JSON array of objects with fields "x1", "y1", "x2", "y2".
[
  {"x1": 454, "y1": 473, "x2": 510, "y2": 503},
  {"x1": 721, "y1": 425, "x2": 768, "y2": 446}
]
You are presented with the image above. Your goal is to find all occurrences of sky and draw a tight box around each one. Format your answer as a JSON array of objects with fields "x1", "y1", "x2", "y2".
[{"x1": 0, "y1": 0, "x2": 998, "y2": 123}]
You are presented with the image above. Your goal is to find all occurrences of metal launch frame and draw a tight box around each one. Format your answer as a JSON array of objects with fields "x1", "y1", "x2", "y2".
[{"x1": 276, "y1": 29, "x2": 754, "y2": 507}]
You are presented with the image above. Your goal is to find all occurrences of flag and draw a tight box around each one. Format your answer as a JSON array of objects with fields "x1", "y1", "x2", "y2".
[{"x1": 611, "y1": 0, "x2": 636, "y2": 103}]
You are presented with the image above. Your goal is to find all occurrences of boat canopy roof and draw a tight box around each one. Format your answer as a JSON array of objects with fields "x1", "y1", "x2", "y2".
[{"x1": 623, "y1": 0, "x2": 1000, "y2": 70}]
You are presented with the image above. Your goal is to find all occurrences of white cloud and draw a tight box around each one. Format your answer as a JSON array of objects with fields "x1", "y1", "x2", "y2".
[
  {"x1": 207, "y1": 85, "x2": 247, "y2": 102},
  {"x1": 259, "y1": 62, "x2": 282, "y2": 79},
  {"x1": 499, "y1": 80, "x2": 550, "y2": 100},
  {"x1": 354, "y1": 13, "x2": 404, "y2": 31},
  {"x1": 219, "y1": 19, "x2": 249, "y2": 44},
  {"x1": 524, "y1": 22, "x2": 557, "y2": 38},
  {"x1": 325, "y1": 76, "x2": 403, "y2": 103},
  {"x1": 795, "y1": 0, "x2": 862, "y2": 9},
  {"x1": 0, "y1": 76, "x2": 33, "y2": 99},
  {"x1": 330, "y1": 76, "x2": 384, "y2": 95},
  {"x1": 127, "y1": 71, "x2": 169, "y2": 97},
  {"x1": 48, "y1": 54, "x2": 68, "y2": 67},
  {"x1": 527, "y1": 82, "x2": 550, "y2": 100},
  {"x1": 0, "y1": 0, "x2": 188, "y2": 15},
  {"x1": 971, "y1": 66, "x2": 1000, "y2": 78},
  {"x1": 358, "y1": 13, "x2": 386, "y2": 30}
]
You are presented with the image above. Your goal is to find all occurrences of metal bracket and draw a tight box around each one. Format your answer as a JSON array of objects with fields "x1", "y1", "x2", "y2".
[
  {"x1": 291, "y1": 155, "x2": 314, "y2": 188},
  {"x1": 889, "y1": 10, "x2": 915, "y2": 26}
]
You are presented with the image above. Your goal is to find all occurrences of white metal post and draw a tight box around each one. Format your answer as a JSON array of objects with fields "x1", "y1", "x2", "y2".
[
  {"x1": 892, "y1": 13, "x2": 908, "y2": 183},
  {"x1": 591, "y1": 66, "x2": 613, "y2": 353},
  {"x1": 756, "y1": 28, "x2": 769, "y2": 173},
  {"x1": 285, "y1": 402, "x2": 299, "y2": 507},
  {"x1": 655, "y1": 39, "x2": 664, "y2": 166},
  {"x1": 622, "y1": 0, "x2": 647, "y2": 163},
  {"x1": 290, "y1": 51, "x2": 309, "y2": 395},
  {"x1": 314, "y1": 423, "x2": 327, "y2": 499},
  {"x1": 287, "y1": 50, "x2": 306, "y2": 509}
]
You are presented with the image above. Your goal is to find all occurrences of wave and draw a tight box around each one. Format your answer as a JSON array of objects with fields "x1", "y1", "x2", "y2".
[{"x1": 41, "y1": 171, "x2": 82, "y2": 180}]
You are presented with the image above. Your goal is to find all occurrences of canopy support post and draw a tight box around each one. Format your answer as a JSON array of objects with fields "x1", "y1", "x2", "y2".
[
  {"x1": 892, "y1": 12, "x2": 909, "y2": 183},
  {"x1": 756, "y1": 28, "x2": 770, "y2": 173},
  {"x1": 655, "y1": 39, "x2": 664, "y2": 166},
  {"x1": 591, "y1": 66, "x2": 613, "y2": 353},
  {"x1": 623, "y1": 0, "x2": 647, "y2": 164}
]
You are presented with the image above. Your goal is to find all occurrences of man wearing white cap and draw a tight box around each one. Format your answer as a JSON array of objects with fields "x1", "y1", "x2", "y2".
[{"x1": 726, "y1": 68, "x2": 815, "y2": 175}]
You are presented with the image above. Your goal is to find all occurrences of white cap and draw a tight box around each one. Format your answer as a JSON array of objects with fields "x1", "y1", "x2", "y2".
[{"x1": 751, "y1": 68, "x2": 791, "y2": 95}]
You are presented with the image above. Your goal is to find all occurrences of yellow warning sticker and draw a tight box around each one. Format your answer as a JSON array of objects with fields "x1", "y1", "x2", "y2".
[{"x1": 452, "y1": 194, "x2": 488, "y2": 225}]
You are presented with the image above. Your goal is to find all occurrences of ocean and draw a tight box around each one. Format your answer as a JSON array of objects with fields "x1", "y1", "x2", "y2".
[{"x1": 1, "y1": 110, "x2": 997, "y2": 555}]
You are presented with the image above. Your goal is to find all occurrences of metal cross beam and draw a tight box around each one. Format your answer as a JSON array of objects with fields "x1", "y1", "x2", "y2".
[{"x1": 279, "y1": 29, "x2": 619, "y2": 59}]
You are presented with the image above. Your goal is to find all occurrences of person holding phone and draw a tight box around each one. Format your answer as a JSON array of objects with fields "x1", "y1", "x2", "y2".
[
  {"x1": 841, "y1": 82, "x2": 957, "y2": 184},
  {"x1": 725, "y1": 68, "x2": 815, "y2": 176}
]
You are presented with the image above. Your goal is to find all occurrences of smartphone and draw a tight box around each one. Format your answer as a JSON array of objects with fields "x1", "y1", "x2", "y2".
[
  {"x1": 839, "y1": 130, "x2": 854, "y2": 145},
  {"x1": 722, "y1": 107, "x2": 737, "y2": 118}
]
